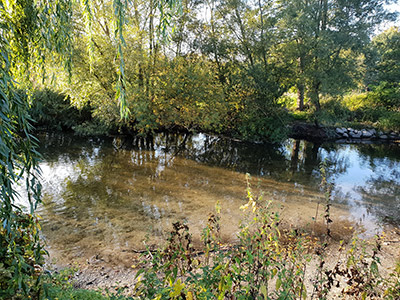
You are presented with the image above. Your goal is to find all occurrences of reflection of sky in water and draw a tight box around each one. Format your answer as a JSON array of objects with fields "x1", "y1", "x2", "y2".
[
  {"x1": 323, "y1": 145, "x2": 399, "y2": 235},
  {"x1": 333, "y1": 146, "x2": 374, "y2": 197},
  {"x1": 331, "y1": 147, "x2": 379, "y2": 234}
]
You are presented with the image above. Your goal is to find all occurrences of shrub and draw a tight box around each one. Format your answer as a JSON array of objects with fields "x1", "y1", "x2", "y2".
[
  {"x1": 0, "y1": 213, "x2": 46, "y2": 299},
  {"x1": 377, "y1": 113, "x2": 400, "y2": 131},
  {"x1": 318, "y1": 97, "x2": 352, "y2": 125},
  {"x1": 29, "y1": 89, "x2": 90, "y2": 131}
]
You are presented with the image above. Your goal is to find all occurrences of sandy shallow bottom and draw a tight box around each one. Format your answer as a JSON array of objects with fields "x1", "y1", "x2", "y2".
[{"x1": 39, "y1": 161, "x2": 380, "y2": 269}]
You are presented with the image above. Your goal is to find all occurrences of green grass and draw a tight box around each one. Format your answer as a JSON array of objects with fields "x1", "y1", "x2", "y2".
[{"x1": 44, "y1": 285, "x2": 109, "y2": 300}]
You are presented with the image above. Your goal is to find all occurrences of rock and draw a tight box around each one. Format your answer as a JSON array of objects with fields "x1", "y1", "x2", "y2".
[
  {"x1": 370, "y1": 129, "x2": 376, "y2": 135},
  {"x1": 361, "y1": 130, "x2": 373, "y2": 138},
  {"x1": 343, "y1": 133, "x2": 349, "y2": 138},
  {"x1": 380, "y1": 135, "x2": 388, "y2": 139},
  {"x1": 336, "y1": 128, "x2": 345, "y2": 134},
  {"x1": 349, "y1": 131, "x2": 362, "y2": 138}
]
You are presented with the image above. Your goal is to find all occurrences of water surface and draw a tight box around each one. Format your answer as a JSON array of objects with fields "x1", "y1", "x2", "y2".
[{"x1": 28, "y1": 133, "x2": 400, "y2": 265}]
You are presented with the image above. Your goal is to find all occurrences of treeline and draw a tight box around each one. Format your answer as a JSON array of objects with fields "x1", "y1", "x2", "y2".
[{"x1": 28, "y1": 0, "x2": 399, "y2": 140}]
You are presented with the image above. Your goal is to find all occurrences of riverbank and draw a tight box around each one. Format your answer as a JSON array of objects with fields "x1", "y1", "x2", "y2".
[{"x1": 290, "y1": 121, "x2": 400, "y2": 143}]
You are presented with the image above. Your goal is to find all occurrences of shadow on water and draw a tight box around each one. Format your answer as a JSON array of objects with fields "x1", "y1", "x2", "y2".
[{"x1": 33, "y1": 132, "x2": 400, "y2": 264}]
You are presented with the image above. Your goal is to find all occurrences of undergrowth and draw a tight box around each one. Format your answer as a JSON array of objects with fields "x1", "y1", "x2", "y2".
[{"x1": 288, "y1": 93, "x2": 400, "y2": 132}]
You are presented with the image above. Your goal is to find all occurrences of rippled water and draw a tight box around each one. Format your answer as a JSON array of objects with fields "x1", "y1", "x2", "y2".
[{"x1": 19, "y1": 133, "x2": 400, "y2": 265}]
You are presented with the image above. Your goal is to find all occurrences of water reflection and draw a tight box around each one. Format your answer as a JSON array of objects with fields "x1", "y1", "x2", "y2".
[{"x1": 32, "y1": 133, "x2": 400, "y2": 265}]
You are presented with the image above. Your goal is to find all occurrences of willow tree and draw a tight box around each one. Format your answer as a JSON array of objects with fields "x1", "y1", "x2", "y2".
[{"x1": 0, "y1": 0, "x2": 180, "y2": 297}]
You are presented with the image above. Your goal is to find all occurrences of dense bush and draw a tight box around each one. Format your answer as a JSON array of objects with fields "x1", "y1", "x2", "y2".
[
  {"x1": 29, "y1": 89, "x2": 91, "y2": 131},
  {"x1": 369, "y1": 82, "x2": 400, "y2": 109},
  {"x1": 151, "y1": 57, "x2": 228, "y2": 133}
]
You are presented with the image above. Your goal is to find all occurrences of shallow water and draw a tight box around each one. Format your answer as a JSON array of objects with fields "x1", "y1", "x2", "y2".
[{"x1": 21, "y1": 133, "x2": 400, "y2": 265}]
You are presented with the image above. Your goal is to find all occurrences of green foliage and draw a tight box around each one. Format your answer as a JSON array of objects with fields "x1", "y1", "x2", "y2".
[
  {"x1": 311, "y1": 97, "x2": 352, "y2": 126},
  {"x1": 364, "y1": 27, "x2": 400, "y2": 110},
  {"x1": 291, "y1": 92, "x2": 400, "y2": 131},
  {"x1": 384, "y1": 260, "x2": 400, "y2": 299},
  {"x1": 367, "y1": 27, "x2": 400, "y2": 87},
  {"x1": 1, "y1": 9, "x2": 45, "y2": 295},
  {"x1": 0, "y1": 0, "x2": 183, "y2": 297},
  {"x1": 376, "y1": 112, "x2": 400, "y2": 132},
  {"x1": 369, "y1": 81, "x2": 400, "y2": 109},
  {"x1": 342, "y1": 93, "x2": 371, "y2": 111},
  {"x1": 236, "y1": 104, "x2": 289, "y2": 142},
  {"x1": 152, "y1": 57, "x2": 227, "y2": 132},
  {"x1": 0, "y1": 213, "x2": 46, "y2": 299},
  {"x1": 29, "y1": 89, "x2": 90, "y2": 131},
  {"x1": 341, "y1": 93, "x2": 400, "y2": 131},
  {"x1": 45, "y1": 287, "x2": 109, "y2": 300},
  {"x1": 2, "y1": 0, "x2": 180, "y2": 297},
  {"x1": 33, "y1": 0, "x2": 294, "y2": 141},
  {"x1": 278, "y1": 90, "x2": 297, "y2": 111},
  {"x1": 277, "y1": 0, "x2": 393, "y2": 111}
]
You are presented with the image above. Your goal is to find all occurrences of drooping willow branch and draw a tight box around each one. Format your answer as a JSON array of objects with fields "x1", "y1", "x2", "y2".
[{"x1": 113, "y1": 0, "x2": 182, "y2": 119}]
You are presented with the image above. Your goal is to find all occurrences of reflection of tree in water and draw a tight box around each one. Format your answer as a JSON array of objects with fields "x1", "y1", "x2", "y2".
[
  {"x1": 39, "y1": 133, "x2": 356, "y2": 195},
  {"x1": 356, "y1": 143, "x2": 400, "y2": 163},
  {"x1": 38, "y1": 133, "x2": 112, "y2": 161},
  {"x1": 282, "y1": 140, "x2": 350, "y2": 187},
  {"x1": 40, "y1": 134, "x2": 399, "y2": 215},
  {"x1": 181, "y1": 135, "x2": 289, "y2": 176},
  {"x1": 45, "y1": 133, "x2": 353, "y2": 188},
  {"x1": 141, "y1": 134, "x2": 350, "y2": 187}
]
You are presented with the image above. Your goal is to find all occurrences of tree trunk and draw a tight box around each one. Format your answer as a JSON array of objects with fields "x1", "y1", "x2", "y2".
[
  {"x1": 309, "y1": 81, "x2": 321, "y2": 112},
  {"x1": 209, "y1": 0, "x2": 224, "y2": 83},
  {"x1": 297, "y1": 82, "x2": 305, "y2": 111},
  {"x1": 296, "y1": 49, "x2": 305, "y2": 111}
]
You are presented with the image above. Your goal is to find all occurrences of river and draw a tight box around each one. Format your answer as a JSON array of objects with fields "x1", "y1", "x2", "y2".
[{"x1": 21, "y1": 132, "x2": 400, "y2": 266}]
